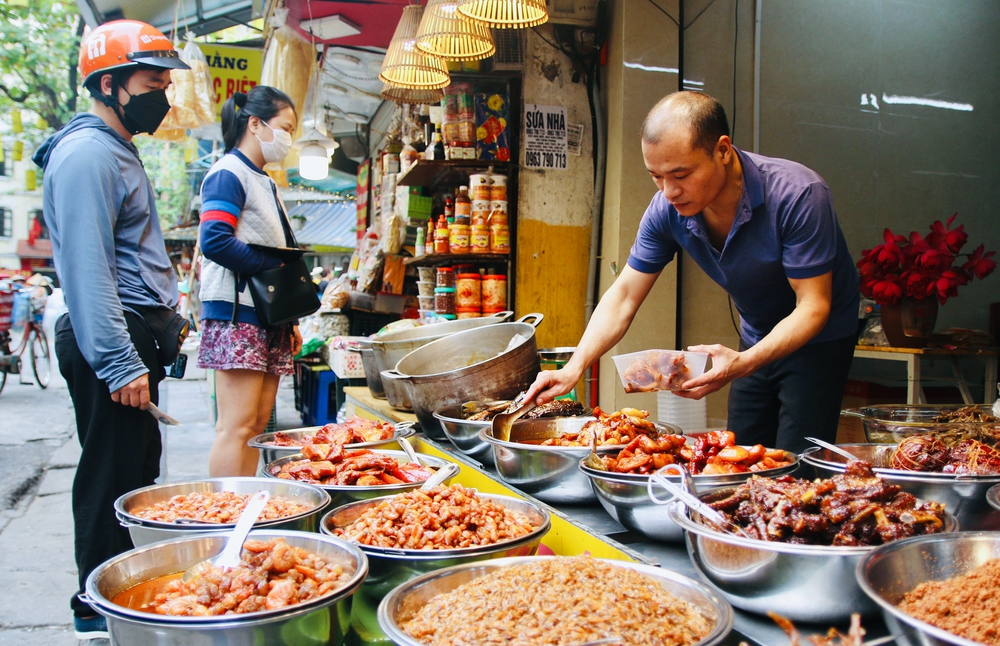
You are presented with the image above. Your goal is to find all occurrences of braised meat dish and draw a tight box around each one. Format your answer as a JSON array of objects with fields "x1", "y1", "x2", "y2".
[
  {"x1": 537, "y1": 406, "x2": 662, "y2": 447},
  {"x1": 266, "y1": 417, "x2": 396, "y2": 447},
  {"x1": 931, "y1": 405, "x2": 999, "y2": 423},
  {"x1": 596, "y1": 429, "x2": 792, "y2": 475},
  {"x1": 467, "y1": 398, "x2": 587, "y2": 422},
  {"x1": 890, "y1": 433, "x2": 1000, "y2": 475},
  {"x1": 117, "y1": 538, "x2": 352, "y2": 616},
  {"x1": 622, "y1": 350, "x2": 691, "y2": 392},
  {"x1": 272, "y1": 445, "x2": 435, "y2": 486},
  {"x1": 706, "y1": 461, "x2": 947, "y2": 546}
]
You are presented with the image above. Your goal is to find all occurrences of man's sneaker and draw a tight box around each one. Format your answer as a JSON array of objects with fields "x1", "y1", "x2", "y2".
[{"x1": 73, "y1": 615, "x2": 109, "y2": 640}]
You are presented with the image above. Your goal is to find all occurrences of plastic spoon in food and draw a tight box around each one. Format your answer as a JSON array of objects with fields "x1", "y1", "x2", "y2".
[
  {"x1": 419, "y1": 462, "x2": 460, "y2": 491},
  {"x1": 805, "y1": 436, "x2": 861, "y2": 462},
  {"x1": 492, "y1": 394, "x2": 535, "y2": 442},
  {"x1": 647, "y1": 465, "x2": 754, "y2": 539},
  {"x1": 396, "y1": 436, "x2": 422, "y2": 466},
  {"x1": 182, "y1": 490, "x2": 270, "y2": 582}
]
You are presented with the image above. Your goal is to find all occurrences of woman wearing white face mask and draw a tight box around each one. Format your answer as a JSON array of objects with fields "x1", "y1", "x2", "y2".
[{"x1": 197, "y1": 86, "x2": 303, "y2": 476}]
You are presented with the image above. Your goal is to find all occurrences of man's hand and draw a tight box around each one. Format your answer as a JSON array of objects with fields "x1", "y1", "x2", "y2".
[
  {"x1": 523, "y1": 367, "x2": 582, "y2": 406},
  {"x1": 111, "y1": 374, "x2": 150, "y2": 409},
  {"x1": 291, "y1": 325, "x2": 303, "y2": 356},
  {"x1": 675, "y1": 344, "x2": 747, "y2": 400}
]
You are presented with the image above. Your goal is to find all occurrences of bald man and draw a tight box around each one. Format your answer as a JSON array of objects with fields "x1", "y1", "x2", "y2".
[{"x1": 526, "y1": 92, "x2": 860, "y2": 453}]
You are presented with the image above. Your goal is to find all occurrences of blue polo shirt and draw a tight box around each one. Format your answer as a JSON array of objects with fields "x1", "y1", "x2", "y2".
[{"x1": 628, "y1": 148, "x2": 860, "y2": 346}]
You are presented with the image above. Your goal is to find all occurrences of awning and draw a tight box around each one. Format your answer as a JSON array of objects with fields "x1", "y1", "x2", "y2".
[
  {"x1": 290, "y1": 201, "x2": 356, "y2": 251},
  {"x1": 16, "y1": 239, "x2": 52, "y2": 259},
  {"x1": 77, "y1": 0, "x2": 258, "y2": 36}
]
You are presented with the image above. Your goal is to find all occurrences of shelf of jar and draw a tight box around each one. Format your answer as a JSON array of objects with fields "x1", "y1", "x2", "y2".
[
  {"x1": 396, "y1": 159, "x2": 510, "y2": 187},
  {"x1": 403, "y1": 253, "x2": 510, "y2": 267}
]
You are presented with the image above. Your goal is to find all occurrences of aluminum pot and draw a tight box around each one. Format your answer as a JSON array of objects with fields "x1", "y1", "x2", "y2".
[
  {"x1": 358, "y1": 345, "x2": 385, "y2": 399},
  {"x1": 432, "y1": 400, "x2": 510, "y2": 462},
  {"x1": 320, "y1": 493, "x2": 550, "y2": 598},
  {"x1": 478, "y1": 416, "x2": 681, "y2": 505},
  {"x1": 842, "y1": 404, "x2": 1000, "y2": 443},
  {"x1": 579, "y1": 450, "x2": 799, "y2": 543},
  {"x1": 668, "y1": 490, "x2": 958, "y2": 623},
  {"x1": 370, "y1": 311, "x2": 513, "y2": 378},
  {"x1": 262, "y1": 450, "x2": 456, "y2": 509},
  {"x1": 393, "y1": 316, "x2": 544, "y2": 439},
  {"x1": 802, "y1": 444, "x2": 1000, "y2": 531},
  {"x1": 379, "y1": 369, "x2": 413, "y2": 411},
  {"x1": 83, "y1": 529, "x2": 367, "y2": 646},
  {"x1": 376, "y1": 556, "x2": 734, "y2": 646},
  {"x1": 248, "y1": 422, "x2": 416, "y2": 467},
  {"x1": 114, "y1": 478, "x2": 330, "y2": 548},
  {"x1": 857, "y1": 531, "x2": 1000, "y2": 646}
]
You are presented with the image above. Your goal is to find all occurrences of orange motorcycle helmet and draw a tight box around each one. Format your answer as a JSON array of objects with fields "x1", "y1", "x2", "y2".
[{"x1": 79, "y1": 19, "x2": 189, "y2": 86}]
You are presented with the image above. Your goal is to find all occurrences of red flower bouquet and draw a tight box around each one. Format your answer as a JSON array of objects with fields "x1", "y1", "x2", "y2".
[{"x1": 857, "y1": 214, "x2": 996, "y2": 306}]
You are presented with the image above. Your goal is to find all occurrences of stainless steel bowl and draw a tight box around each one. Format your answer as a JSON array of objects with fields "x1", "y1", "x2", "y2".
[
  {"x1": 668, "y1": 490, "x2": 959, "y2": 623},
  {"x1": 843, "y1": 404, "x2": 1000, "y2": 443},
  {"x1": 579, "y1": 450, "x2": 800, "y2": 543},
  {"x1": 802, "y1": 444, "x2": 1000, "y2": 531},
  {"x1": 262, "y1": 450, "x2": 456, "y2": 509},
  {"x1": 84, "y1": 529, "x2": 367, "y2": 646},
  {"x1": 376, "y1": 556, "x2": 734, "y2": 646},
  {"x1": 320, "y1": 493, "x2": 550, "y2": 598},
  {"x1": 432, "y1": 401, "x2": 510, "y2": 463},
  {"x1": 857, "y1": 531, "x2": 1000, "y2": 646},
  {"x1": 989, "y1": 483, "x2": 1000, "y2": 511},
  {"x1": 114, "y1": 478, "x2": 330, "y2": 548},
  {"x1": 480, "y1": 416, "x2": 682, "y2": 504},
  {"x1": 248, "y1": 422, "x2": 417, "y2": 467}
]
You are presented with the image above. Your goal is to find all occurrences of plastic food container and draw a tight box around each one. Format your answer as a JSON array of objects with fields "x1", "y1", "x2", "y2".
[
  {"x1": 482, "y1": 274, "x2": 507, "y2": 310},
  {"x1": 490, "y1": 174, "x2": 507, "y2": 201},
  {"x1": 434, "y1": 286, "x2": 457, "y2": 315},
  {"x1": 611, "y1": 349, "x2": 709, "y2": 392},
  {"x1": 417, "y1": 266, "x2": 435, "y2": 282},
  {"x1": 456, "y1": 308, "x2": 481, "y2": 319},
  {"x1": 449, "y1": 223, "x2": 470, "y2": 253},
  {"x1": 417, "y1": 295, "x2": 435, "y2": 311},
  {"x1": 470, "y1": 224, "x2": 490, "y2": 253},
  {"x1": 456, "y1": 273, "x2": 481, "y2": 309},
  {"x1": 436, "y1": 267, "x2": 455, "y2": 287},
  {"x1": 469, "y1": 174, "x2": 492, "y2": 201},
  {"x1": 416, "y1": 280, "x2": 435, "y2": 297},
  {"x1": 471, "y1": 200, "x2": 491, "y2": 223}
]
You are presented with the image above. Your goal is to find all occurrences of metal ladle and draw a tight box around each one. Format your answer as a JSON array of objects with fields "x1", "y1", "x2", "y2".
[{"x1": 805, "y1": 436, "x2": 862, "y2": 462}]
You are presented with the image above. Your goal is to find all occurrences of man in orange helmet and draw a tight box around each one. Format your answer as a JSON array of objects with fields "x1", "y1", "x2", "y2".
[{"x1": 32, "y1": 20, "x2": 189, "y2": 640}]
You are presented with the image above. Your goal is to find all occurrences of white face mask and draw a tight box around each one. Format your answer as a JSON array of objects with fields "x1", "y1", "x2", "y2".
[{"x1": 255, "y1": 120, "x2": 292, "y2": 164}]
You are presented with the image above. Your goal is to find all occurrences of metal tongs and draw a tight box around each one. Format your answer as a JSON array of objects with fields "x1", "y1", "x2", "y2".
[{"x1": 646, "y1": 463, "x2": 754, "y2": 539}]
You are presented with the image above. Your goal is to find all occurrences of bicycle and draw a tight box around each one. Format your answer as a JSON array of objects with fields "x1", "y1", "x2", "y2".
[{"x1": 0, "y1": 281, "x2": 52, "y2": 395}]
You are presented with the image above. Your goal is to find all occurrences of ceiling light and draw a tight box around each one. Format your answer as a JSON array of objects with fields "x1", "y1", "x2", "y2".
[
  {"x1": 416, "y1": 0, "x2": 496, "y2": 61},
  {"x1": 327, "y1": 52, "x2": 362, "y2": 67},
  {"x1": 380, "y1": 83, "x2": 445, "y2": 105},
  {"x1": 292, "y1": 129, "x2": 339, "y2": 181},
  {"x1": 457, "y1": 0, "x2": 548, "y2": 29},
  {"x1": 379, "y1": 5, "x2": 450, "y2": 90},
  {"x1": 299, "y1": 14, "x2": 362, "y2": 41}
]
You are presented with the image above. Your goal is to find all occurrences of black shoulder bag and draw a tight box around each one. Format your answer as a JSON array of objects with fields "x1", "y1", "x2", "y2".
[{"x1": 232, "y1": 185, "x2": 320, "y2": 327}]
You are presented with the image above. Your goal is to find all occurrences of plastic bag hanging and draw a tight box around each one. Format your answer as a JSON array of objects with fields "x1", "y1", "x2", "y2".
[
  {"x1": 152, "y1": 35, "x2": 217, "y2": 140},
  {"x1": 261, "y1": 8, "x2": 317, "y2": 171}
]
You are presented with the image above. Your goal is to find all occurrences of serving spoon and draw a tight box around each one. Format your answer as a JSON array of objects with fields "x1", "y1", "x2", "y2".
[
  {"x1": 396, "y1": 436, "x2": 422, "y2": 466},
  {"x1": 419, "y1": 462, "x2": 460, "y2": 491},
  {"x1": 647, "y1": 464, "x2": 755, "y2": 540},
  {"x1": 182, "y1": 490, "x2": 269, "y2": 582},
  {"x1": 805, "y1": 436, "x2": 862, "y2": 462},
  {"x1": 492, "y1": 394, "x2": 536, "y2": 442}
]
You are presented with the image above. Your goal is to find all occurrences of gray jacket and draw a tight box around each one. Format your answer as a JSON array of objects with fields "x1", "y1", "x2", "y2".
[{"x1": 33, "y1": 113, "x2": 178, "y2": 392}]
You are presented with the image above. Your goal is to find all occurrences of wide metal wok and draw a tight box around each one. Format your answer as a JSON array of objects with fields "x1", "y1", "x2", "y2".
[{"x1": 392, "y1": 317, "x2": 544, "y2": 438}]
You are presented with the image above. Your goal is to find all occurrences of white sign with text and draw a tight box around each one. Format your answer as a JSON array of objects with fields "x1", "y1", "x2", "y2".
[{"x1": 523, "y1": 104, "x2": 568, "y2": 170}]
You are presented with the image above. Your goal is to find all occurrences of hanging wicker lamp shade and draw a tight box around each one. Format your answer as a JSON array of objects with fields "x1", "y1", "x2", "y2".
[
  {"x1": 456, "y1": 0, "x2": 548, "y2": 28},
  {"x1": 380, "y1": 5, "x2": 451, "y2": 89},
  {"x1": 380, "y1": 82, "x2": 446, "y2": 105},
  {"x1": 416, "y1": 0, "x2": 496, "y2": 61}
]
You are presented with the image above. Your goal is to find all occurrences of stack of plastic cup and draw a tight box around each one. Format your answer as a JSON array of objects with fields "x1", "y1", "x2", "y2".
[{"x1": 657, "y1": 391, "x2": 707, "y2": 433}]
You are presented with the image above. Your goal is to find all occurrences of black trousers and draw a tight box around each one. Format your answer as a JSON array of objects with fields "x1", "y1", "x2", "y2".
[
  {"x1": 55, "y1": 312, "x2": 163, "y2": 617},
  {"x1": 727, "y1": 332, "x2": 858, "y2": 455}
]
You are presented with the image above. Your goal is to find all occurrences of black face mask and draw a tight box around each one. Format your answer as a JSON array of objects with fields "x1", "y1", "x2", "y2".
[{"x1": 118, "y1": 87, "x2": 172, "y2": 135}]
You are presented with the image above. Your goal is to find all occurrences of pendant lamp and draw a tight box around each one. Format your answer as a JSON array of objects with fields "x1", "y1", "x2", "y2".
[
  {"x1": 380, "y1": 5, "x2": 451, "y2": 89},
  {"x1": 457, "y1": 0, "x2": 548, "y2": 28},
  {"x1": 293, "y1": 54, "x2": 338, "y2": 181},
  {"x1": 416, "y1": 0, "x2": 496, "y2": 61},
  {"x1": 380, "y1": 83, "x2": 445, "y2": 105}
]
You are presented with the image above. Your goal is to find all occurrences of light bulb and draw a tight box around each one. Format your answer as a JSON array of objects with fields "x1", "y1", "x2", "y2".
[{"x1": 298, "y1": 143, "x2": 330, "y2": 180}]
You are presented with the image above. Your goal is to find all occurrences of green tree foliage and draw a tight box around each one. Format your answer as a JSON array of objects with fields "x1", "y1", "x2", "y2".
[
  {"x1": 0, "y1": 1, "x2": 83, "y2": 132},
  {"x1": 135, "y1": 137, "x2": 192, "y2": 231}
]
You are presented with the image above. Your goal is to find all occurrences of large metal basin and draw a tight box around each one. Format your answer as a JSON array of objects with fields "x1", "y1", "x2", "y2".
[
  {"x1": 262, "y1": 450, "x2": 456, "y2": 509},
  {"x1": 479, "y1": 416, "x2": 681, "y2": 505},
  {"x1": 580, "y1": 450, "x2": 799, "y2": 543},
  {"x1": 393, "y1": 318, "x2": 544, "y2": 439},
  {"x1": 802, "y1": 444, "x2": 1000, "y2": 531},
  {"x1": 84, "y1": 529, "x2": 367, "y2": 646},
  {"x1": 669, "y1": 490, "x2": 958, "y2": 623},
  {"x1": 321, "y1": 493, "x2": 550, "y2": 598},
  {"x1": 248, "y1": 422, "x2": 416, "y2": 467},
  {"x1": 114, "y1": 478, "x2": 330, "y2": 548},
  {"x1": 376, "y1": 556, "x2": 734, "y2": 646},
  {"x1": 857, "y1": 531, "x2": 1000, "y2": 646},
  {"x1": 370, "y1": 312, "x2": 512, "y2": 378},
  {"x1": 379, "y1": 369, "x2": 413, "y2": 411},
  {"x1": 358, "y1": 345, "x2": 385, "y2": 399}
]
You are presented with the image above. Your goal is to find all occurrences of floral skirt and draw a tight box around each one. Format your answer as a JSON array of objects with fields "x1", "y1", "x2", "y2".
[{"x1": 197, "y1": 320, "x2": 294, "y2": 375}]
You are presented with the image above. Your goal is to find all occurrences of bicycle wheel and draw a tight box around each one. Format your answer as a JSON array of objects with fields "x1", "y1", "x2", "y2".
[{"x1": 30, "y1": 327, "x2": 51, "y2": 389}]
